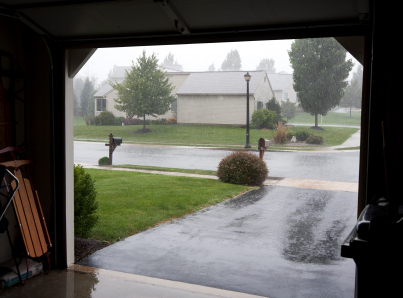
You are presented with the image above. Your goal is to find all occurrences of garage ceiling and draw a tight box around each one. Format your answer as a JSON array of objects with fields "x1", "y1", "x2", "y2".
[{"x1": 0, "y1": 0, "x2": 370, "y2": 43}]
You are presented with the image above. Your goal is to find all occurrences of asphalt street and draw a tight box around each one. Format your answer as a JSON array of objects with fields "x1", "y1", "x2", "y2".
[
  {"x1": 81, "y1": 186, "x2": 357, "y2": 298},
  {"x1": 74, "y1": 141, "x2": 360, "y2": 182}
]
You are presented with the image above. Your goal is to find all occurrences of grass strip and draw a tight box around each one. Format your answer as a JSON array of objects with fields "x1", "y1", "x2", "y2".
[
  {"x1": 85, "y1": 169, "x2": 252, "y2": 242},
  {"x1": 335, "y1": 146, "x2": 360, "y2": 150},
  {"x1": 112, "y1": 164, "x2": 217, "y2": 176},
  {"x1": 288, "y1": 111, "x2": 361, "y2": 126}
]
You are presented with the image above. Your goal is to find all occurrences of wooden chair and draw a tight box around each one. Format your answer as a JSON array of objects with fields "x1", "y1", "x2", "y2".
[{"x1": 0, "y1": 147, "x2": 51, "y2": 259}]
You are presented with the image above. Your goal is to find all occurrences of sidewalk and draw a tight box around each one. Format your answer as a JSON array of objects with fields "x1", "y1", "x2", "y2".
[{"x1": 80, "y1": 164, "x2": 358, "y2": 193}]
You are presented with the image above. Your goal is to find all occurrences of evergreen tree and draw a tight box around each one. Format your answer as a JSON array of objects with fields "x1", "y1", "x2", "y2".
[
  {"x1": 80, "y1": 77, "x2": 95, "y2": 117},
  {"x1": 288, "y1": 38, "x2": 353, "y2": 128},
  {"x1": 221, "y1": 50, "x2": 242, "y2": 71},
  {"x1": 111, "y1": 50, "x2": 175, "y2": 131},
  {"x1": 266, "y1": 97, "x2": 283, "y2": 124},
  {"x1": 256, "y1": 58, "x2": 276, "y2": 73},
  {"x1": 281, "y1": 99, "x2": 297, "y2": 122}
]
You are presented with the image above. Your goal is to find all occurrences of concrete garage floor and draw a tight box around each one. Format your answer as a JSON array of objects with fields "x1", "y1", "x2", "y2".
[{"x1": 77, "y1": 186, "x2": 357, "y2": 298}]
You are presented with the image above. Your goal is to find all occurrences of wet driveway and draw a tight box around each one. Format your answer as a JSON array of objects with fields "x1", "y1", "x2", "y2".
[
  {"x1": 80, "y1": 186, "x2": 357, "y2": 298},
  {"x1": 74, "y1": 142, "x2": 359, "y2": 182}
]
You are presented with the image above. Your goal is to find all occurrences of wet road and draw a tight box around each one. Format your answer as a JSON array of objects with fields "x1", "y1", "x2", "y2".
[
  {"x1": 81, "y1": 186, "x2": 357, "y2": 298},
  {"x1": 74, "y1": 142, "x2": 359, "y2": 182}
]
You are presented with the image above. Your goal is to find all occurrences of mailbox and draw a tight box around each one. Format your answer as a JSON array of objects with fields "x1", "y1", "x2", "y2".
[
  {"x1": 258, "y1": 138, "x2": 270, "y2": 159},
  {"x1": 113, "y1": 137, "x2": 123, "y2": 146}
]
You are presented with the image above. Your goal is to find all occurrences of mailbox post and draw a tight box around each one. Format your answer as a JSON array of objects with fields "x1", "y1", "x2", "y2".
[
  {"x1": 105, "y1": 133, "x2": 122, "y2": 165},
  {"x1": 258, "y1": 138, "x2": 270, "y2": 159}
]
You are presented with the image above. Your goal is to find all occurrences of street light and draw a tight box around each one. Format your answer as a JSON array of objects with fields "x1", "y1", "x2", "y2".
[{"x1": 244, "y1": 72, "x2": 252, "y2": 148}]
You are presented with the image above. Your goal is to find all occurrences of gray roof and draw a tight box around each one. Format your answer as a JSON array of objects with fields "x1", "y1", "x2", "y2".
[
  {"x1": 266, "y1": 73, "x2": 293, "y2": 91},
  {"x1": 176, "y1": 71, "x2": 266, "y2": 95},
  {"x1": 93, "y1": 79, "x2": 123, "y2": 97},
  {"x1": 111, "y1": 65, "x2": 182, "y2": 79}
]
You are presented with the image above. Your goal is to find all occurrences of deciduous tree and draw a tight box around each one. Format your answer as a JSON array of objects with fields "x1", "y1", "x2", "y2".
[
  {"x1": 288, "y1": 38, "x2": 353, "y2": 129},
  {"x1": 340, "y1": 64, "x2": 363, "y2": 117},
  {"x1": 256, "y1": 58, "x2": 276, "y2": 73},
  {"x1": 281, "y1": 99, "x2": 296, "y2": 122},
  {"x1": 221, "y1": 50, "x2": 242, "y2": 71},
  {"x1": 111, "y1": 50, "x2": 175, "y2": 131}
]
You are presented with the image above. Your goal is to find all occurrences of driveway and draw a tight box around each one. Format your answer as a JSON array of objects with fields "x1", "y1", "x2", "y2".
[{"x1": 80, "y1": 186, "x2": 357, "y2": 298}]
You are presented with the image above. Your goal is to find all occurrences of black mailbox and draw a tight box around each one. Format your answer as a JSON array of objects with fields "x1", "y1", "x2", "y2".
[{"x1": 113, "y1": 137, "x2": 122, "y2": 146}]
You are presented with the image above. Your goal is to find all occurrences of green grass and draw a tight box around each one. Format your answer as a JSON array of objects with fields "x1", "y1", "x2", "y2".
[
  {"x1": 288, "y1": 111, "x2": 361, "y2": 126},
  {"x1": 74, "y1": 121, "x2": 358, "y2": 147},
  {"x1": 112, "y1": 164, "x2": 217, "y2": 176},
  {"x1": 335, "y1": 146, "x2": 360, "y2": 150},
  {"x1": 86, "y1": 169, "x2": 252, "y2": 242},
  {"x1": 74, "y1": 116, "x2": 86, "y2": 126}
]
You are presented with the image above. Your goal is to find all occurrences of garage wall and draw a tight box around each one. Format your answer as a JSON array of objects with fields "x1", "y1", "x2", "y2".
[
  {"x1": 177, "y1": 94, "x2": 255, "y2": 125},
  {"x1": 0, "y1": 15, "x2": 52, "y2": 263}
]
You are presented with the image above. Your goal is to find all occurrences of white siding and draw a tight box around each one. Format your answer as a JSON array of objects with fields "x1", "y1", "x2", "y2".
[
  {"x1": 253, "y1": 75, "x2": 273, "y2": 110},
  {"x1": 177, "y1": 95, "x2": 255, "y2": 125},
  {"x1": 283, "y1": 82, "x2": 298, "y2": 104}
]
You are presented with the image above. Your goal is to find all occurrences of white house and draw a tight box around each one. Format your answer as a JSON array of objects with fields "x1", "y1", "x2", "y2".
[
  {"x1": 266, "y1": 73, "x2": 298, "y2": 104},
  {"x1": 176, "y1": 71, "x2": 274, "y2": 125},
  {"x1": 93, "y1": 65, "x2": 189, "y2": 119}
]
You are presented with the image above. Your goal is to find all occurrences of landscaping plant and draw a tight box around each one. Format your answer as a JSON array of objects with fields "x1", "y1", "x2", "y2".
[
  {"x1": 98, "y1": 157, "x2": 109, "y2": 165},
  {"x1": 217, "y1": 151, "x2": 268, "y2": 186},
  {"x1": 74, "y1": 165, "x2": 99, "y2": 238},
  {"x1": 165, "y1": 117, "x2": 177, "y2": 125},
  {"x1": 274, "y1": 127, "x2": 288, "y2": 144},
  {"x1": 306, "y1": 135, "x2": 324, "y2": 144},
  {"x1": 295, "y1": 131, "x2": 310, "y2": 142},
  {"x1": 251, "y1": 109, "x2": 277, "y2": 129}
]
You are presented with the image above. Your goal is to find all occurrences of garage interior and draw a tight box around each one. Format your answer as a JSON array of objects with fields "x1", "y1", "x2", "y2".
[{"x1": 0, "y1": 0, "x2": 400, "y2": 297}]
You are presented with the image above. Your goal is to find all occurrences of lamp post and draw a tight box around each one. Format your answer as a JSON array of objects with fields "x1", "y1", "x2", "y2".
[{"x1": 244, "y1": 72, "x2": 252, "y2": 148}]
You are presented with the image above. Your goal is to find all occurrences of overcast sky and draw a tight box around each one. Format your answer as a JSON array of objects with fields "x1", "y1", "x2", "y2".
[{"x1": 77, "y1": 39, "x2": 358, "y2": 86}]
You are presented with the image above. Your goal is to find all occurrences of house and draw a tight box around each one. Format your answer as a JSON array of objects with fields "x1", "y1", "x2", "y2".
[
  {"x1": 266, "y1": 73, "x2": 298, "y2": 104},
  {"x1": 176, "y1": 71, "x2": 273, "y2": 125},
  {"x1": 93, "y1": 65, "x2": 190, "y2": 119}
]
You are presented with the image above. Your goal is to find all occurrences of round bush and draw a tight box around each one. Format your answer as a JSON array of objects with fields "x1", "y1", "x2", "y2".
[
  {"x1": 98, "y1": 156, "x2": 110, "y2": 165},
  {"x1": 295, "y1": 131, "x2": 310, "y2": 142},
  {"x1": 95, "y1": 110, "x2": 115, "y2": 126},
  {"x1": 251, "y1": 109, "x2": 277, "y2": 129},
  {"x1": 165, "y1": 117, "x2": 177, "y2": 125},
  {"x1": 306, "y1": 135, "x2": 323, "y2": 144},
  {"x1": 74, "y1": 165, "x2": 98, "y2": 238},
  {"x1": 274, "y1": 127, "x2": 288, "y2": 144},
  {"x1": 217, "y1": 151, "x2": 269, "y2": 186}
]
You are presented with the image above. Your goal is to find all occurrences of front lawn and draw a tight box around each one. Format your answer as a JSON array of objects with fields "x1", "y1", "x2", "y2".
[
  {"x1": 86, "y1": 169, "x2": 252, "y2": 242},
  {"x1": 74, "y1": 120, "x2": 358, "y2": 147}
]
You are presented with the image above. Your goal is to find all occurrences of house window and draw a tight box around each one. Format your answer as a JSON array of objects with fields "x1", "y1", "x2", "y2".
[
  {"x1": 284, "y1": 92, "x2": 289, "y2": 100},
  {"x1": 171, "y1": 100, "x2": 177, "y2": 112},
  {"x1": 257, "y1": 101, "x2": 263, "y2": 109},
  {"x1": 96, "y1": 98, "x2": 106, "y2": 111}
]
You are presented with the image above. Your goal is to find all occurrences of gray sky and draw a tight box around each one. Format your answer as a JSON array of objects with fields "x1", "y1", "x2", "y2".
[{"x1": 77, "y1": 39, "x2": 358, "y2": 86}]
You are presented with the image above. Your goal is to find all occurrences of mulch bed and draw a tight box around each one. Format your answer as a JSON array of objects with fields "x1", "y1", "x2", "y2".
[{"x1": 74, "y1": 237, "x2": 111, "y2": 263}]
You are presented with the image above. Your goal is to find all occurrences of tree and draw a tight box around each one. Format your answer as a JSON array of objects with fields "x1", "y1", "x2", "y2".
[
  {"x1": 221, "y1": 50, "x2": 242, "y2": 71},
  {"x1": 281, "y1": 99, "x2": 296, "y2": 122},
  {"x1": 163, "y1": 52, "x2": 175, "y2": 65},
  {"x1": 340, "y1": 64, "x2": 363, "y2": 117},
  {"x1": 79, "y1": 77, "x2": 95, "y2": 116},
  {"x1": 87, "y1": 89, "x2": 98, "y2": 116},
  {"x1": 288, "y1": 38, "x2": 353, "y2": 128},
  {"x1": 208, "y1": 63, "x2": 215, "y2": 71},
  {"x1": 111, "y1": 50, "x2": 176, "y2": 131},
  {"x1": 73, "y1": 92, "x2": 79, "y2": 116},
  {"x1": 256, "y1": 58, "x2": 276, "y2": 73},
  {"x1": 266, "y1": 97, "x2": 282, "y2": 124}
]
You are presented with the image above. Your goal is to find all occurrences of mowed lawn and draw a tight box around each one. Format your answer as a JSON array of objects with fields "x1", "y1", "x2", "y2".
[
  {"x1": 74, "y1": 118, "x2": 358, "y2": 147},
  {"x1": 288, "y1": 111, "x2": 361, "y2": 126},
  {"x1": 86, "y1": 169, "x2": 252, "y2": 242}
]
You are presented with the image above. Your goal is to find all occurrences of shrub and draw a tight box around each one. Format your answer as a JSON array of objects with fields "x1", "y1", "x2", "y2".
[
  {"x1": 98, "y1": 156, "x2": 109, "y2": 165},
  {"x1": 95, "y1": 110, "x2": 115, "y2": 126},
  {"x1": 74, "y1": 165, "x2": 98, "y2": 238},
  {"x1": 274, "y1": 127, "x2": 288, "y2": 144},
  {"x1": 306, "y1": 135, "x2": 324, "y2": 144},
  {"x1": 114, "y1": 117, "x2": 125, "y2": 126},
  {"x1": 295, "y1": 131, "x2": 310, "y2": 142},
  {"x1": 252, "y1": 109, "x2": 277, "y2": 129},
  {"x1": 217, "y1": 151, "x2": 268, "y2": 186},
  {"x1": 154, "y1": 118, "x2": 167, "y2": 125},
  {"x1": 124, "y1": 118, "x2": 142, "y2": 125},
  {"x1": 165, "y1": 117, "x2": 177, "y2": 125},
  {"x1": 85, "y1": 115, "x2": 96, "y2": 125}
]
